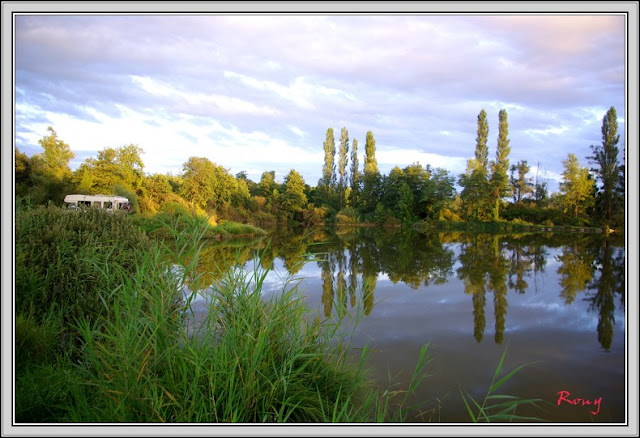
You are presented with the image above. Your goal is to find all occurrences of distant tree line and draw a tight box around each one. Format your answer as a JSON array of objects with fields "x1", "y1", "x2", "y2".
[{"x1": 15, "y1": 107, "x2": 624, "y2": 229}]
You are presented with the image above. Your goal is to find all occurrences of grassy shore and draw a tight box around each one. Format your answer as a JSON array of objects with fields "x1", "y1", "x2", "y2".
[
  {"x1": 15, "y1": 205, "x2": 544, "y2": 423},
  {"x1": 15, "y1": 205, "x2": 432, "y2": 422},
  {"x1": 129, "y1": 202, "x2": 267, "y2": 241}
]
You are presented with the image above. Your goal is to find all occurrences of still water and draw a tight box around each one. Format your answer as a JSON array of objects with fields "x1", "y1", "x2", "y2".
[{"x1": 185, "y1": 227, "x2": 626, "y2": 423}]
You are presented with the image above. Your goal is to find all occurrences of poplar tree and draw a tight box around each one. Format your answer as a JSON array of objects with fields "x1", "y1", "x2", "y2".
[
  {"x1": 459, "y1": 109, "x2": 490, "y2": 220},
  {"x1": 321, "y1": 128, "x2": 336, "y2": 191},
  {"x1": 490, "y1": 109, "x2": 511, "y2": 220},
  {"x1": 338, "y1": 127, "x2": 350, "y2": 209},
  {"x1": 363, "y1": 130, "x2": 378, "y2": 175},
  {"x1": 361, "y1": 131, "x2": 380, "y2": 215},
  {"x1": 589, "y1": 106, "x2": 622, "y2": 224},
  {"x1": 474, "y1": 109, "x2": 489, "y2": 172},
  {"x1": 350, "y1": 138, "x2": 359, "y2": 208}
]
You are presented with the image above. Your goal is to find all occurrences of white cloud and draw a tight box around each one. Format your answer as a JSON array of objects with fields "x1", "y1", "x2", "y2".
[{"x1": 130, "y1": 75, "x2": 282, "y2": 117}]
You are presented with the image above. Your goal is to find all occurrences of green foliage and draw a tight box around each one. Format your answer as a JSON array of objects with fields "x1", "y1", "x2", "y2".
[
  {"x1": 459, "y1": 163, "x2": 491, "y2": 221},
  {"x1": 15, "y1": 147, "x2": 34, "y2": 197},
  {"x1": 180, "y1": 156, "x2": 239, "y2": 211},
  {"x1": 560, "y1": 154, "x2": 595, "y2": 219},
  {"x1": 283, "y1": 169, "x2": 308, "y2": 214},
  {"x1": 510, "y1": 161, "x2": 533, "y2": 204},
  {"x1": 363, "y1": 130, "x2": 378, "y2": 176},
  {"x1": 338, "y1": 127, "x2": 350, "y2": 209},
  {"x1": 15, "y1": 205, "x2": 152, "y2": 345},
  {"x1": 16, "y1": 310, "x2": 63, "y2": 368},
  {"x1": 589, "y1": 106, "x2": 623, "y2": 225},
  {"x1": 350, "y1": 138, "x2": 360, "y2": 207},
  {"x1": 322, "y1": 128, "x2": 336, "y2": 191},
  {"x1": 16, "y1": 216, "x2": 434, "y2": 423},
  {"x1": 490, "y1": 109, "x2": 511, "y2": 220},
  {"x1": 335, "y1": 207, "x2": 359, "y2": 227},
  {"x1": 72, "y1": 144, "x2": 144, "y2": 195},
  {"x1": 34, "y1": 126, "x2": 75, "y2": 180},
  {"x1": 475, "y1": 109, "x2": 489, "y2": 171}
]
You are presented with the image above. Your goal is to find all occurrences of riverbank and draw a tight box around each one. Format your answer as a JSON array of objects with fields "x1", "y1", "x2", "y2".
[{"x1": 14, "y1": 204, "x2": 432, "y2": 423}]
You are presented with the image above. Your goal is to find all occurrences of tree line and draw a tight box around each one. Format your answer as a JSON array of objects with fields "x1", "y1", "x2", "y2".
[{"x1": 15, "y1": 106, "x2": 624, "y2": 229}]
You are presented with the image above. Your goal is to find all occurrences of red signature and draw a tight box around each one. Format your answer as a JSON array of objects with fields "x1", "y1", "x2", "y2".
[{"x1": 557, "y1": 390, "x2": 602, "y2": 416}]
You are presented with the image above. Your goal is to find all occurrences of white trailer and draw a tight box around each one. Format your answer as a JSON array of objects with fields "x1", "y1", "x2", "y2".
[{"x1": 63, "y1": 194, "x2": 132, "y2": 212}]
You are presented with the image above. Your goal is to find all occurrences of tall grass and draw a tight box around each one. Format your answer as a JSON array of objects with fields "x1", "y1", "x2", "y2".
[
  {"x1": 459, "y1": 345, "x2": 545, "y2": 422},
  {"x1": 15, "y1": 204, "x2": 431, "y2": 422},
  {"x1": 15, "y1": 205, "x2": 540, "y2": 423}
]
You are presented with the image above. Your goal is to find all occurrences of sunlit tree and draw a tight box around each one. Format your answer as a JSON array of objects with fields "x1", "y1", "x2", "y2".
[
  {"x1": 337, "y1": 127, "x2": 349, "y2": 209},
  {"x1": 321, "y1": 128, "x2": 336, "y2": 191},
  {"x1": 459, "y1": 110, "x2": 491, "y2": 220},
  {"x1": 490, "y1": 109, "x2": 511, "y2": 220},
  {"x1": 33, "y1": 126, "x2": 75, "y2": 180},
  {"x1": 560, "y1": 154, "x2": 594, "y2": 218},
  {"x1": 360, "y1": 130, "x2": 381, "y2": 215},
  {"x1": 282, "y1": 169, "x2": 308, "y2": 214},
  {"x1": 350, "y1": 138, "x2": 359, "y2": 208}
]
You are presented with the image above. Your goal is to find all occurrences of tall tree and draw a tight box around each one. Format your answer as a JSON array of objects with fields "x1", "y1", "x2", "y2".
[
  {"x1": 560, "y1": 154, "x2": 594, "y2": 218},
  {"x1": 490, "y1": 109, "x2": 511, "y2": 220},
  {"x1": 363, "y1": 130, "x2": 378, "y2": 176},
  {"x1": 459, "y1": 110, "x2": 490, "y2": 220},
  {"x1": 337, "y1": 127, "x2": 350, "y2": 209},
  {"x1": 475, "y1": 109, "x2": 489, "y2": 172},
  {"x1": 361, "y1": 131, "x2": 380, "y2": 215},
  {"x1": 350, "y1": 138, "x2": 359, "y2": 208},
  {"x1": 322, "y1": 128, "x2": 336, "y2": 191},
  {"x1": 589, "y1": 106, "x2": 622, "y2": 224}
]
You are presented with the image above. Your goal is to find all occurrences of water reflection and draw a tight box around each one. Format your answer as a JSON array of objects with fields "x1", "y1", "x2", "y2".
[{"x1": 181, "y1": 228, "x2": 625, "y2": 351}]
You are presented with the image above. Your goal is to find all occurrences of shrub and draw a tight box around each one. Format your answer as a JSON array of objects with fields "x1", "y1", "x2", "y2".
[{"x1": 335, "y1": 207, "x2": 359, "y2": 227}]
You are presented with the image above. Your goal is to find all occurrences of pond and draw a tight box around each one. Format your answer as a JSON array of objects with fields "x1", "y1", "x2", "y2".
[{"x1": 183, "y1": 227, "x2": 626, "y2": 423}]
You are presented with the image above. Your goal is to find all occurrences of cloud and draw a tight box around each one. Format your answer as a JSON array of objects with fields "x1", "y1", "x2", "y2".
[{"x1": 13, "y1": 13, "x2": 626, "y2": 191}]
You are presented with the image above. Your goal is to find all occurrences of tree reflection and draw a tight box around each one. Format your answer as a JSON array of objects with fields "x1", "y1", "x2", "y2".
[
  {"x1": 320, "y1": 256, "x2": 334, "y2": 318},
  {"x1": 458, "y1": 235, "x2": 489, "y2": 342},
  {"x1": 489, "y1": 235, "x2": 509, "y2": 344},
  {"x1": 556, "y1": 239, "x2": 595, "y2": 304},
  {"x1": 186, "y1": 228, "x2": 624, "y2": 351},
  {"x1": 585, "y1": 238, "x2": 625, "y2": 350},
  {"x1": 457, "y1": 234, "x2": 509, "y2": 344}
]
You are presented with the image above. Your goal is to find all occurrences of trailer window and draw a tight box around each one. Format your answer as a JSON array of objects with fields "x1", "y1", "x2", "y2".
[
  {"x1": 103, "y1": 201, "x2": 113, "y2": 209},
  {"x1": 78, "y1": 201, "x2": 91, "y2": 207},
  {"x1": 92, "y1": 201, "x2": 101, "y2": 208}
]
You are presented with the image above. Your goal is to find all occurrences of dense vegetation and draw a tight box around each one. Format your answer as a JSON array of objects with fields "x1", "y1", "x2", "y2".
[
  {"x1": 15, "y1": 107, "x2": 625, "y2": 232},
  {"x1": 12, "y1": 106, "x2": 624, "y2": 423},
  {"x1": 15, "y1": 205, "x2": 438, "y2": 422}
]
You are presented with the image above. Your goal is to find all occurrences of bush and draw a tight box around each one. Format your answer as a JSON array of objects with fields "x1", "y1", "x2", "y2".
[{"x1": 335, "y1": 207, "x2": 359, "y2": 227}]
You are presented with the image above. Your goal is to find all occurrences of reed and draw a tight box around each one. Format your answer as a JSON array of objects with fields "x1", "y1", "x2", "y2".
[
  {"x1": 459, "y1": 345, "x2": 545, "y2": 422},
  {"x1": 14, "y1": 205, "x2": 539, "y2": 423}
]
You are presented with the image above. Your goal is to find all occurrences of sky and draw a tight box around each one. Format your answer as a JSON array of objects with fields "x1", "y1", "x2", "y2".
[{"x1": 13, "y1": 8, "x2": 628, "y2": 193}]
